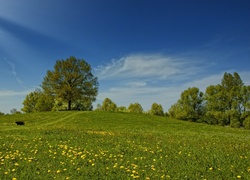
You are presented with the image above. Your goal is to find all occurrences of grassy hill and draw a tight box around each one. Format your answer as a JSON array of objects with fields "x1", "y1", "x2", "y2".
[{"x1": 0, "y1": 111, "x2": 250, "y2": 179}]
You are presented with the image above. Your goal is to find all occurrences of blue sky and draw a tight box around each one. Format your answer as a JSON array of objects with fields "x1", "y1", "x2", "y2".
[{"x1": 0, "y1": 0, "x2": 250, "y2": 113}]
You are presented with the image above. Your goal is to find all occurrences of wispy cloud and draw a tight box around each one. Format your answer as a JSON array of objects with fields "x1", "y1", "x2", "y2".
[
  {"x1": 4, "y1": 58, "x2": 25, "y2": 88},
  {"x1": 0, "y1": 89, "x2": 31, "y2": 97},
  {"x1": 94, "y1": 54, "x2": 206, "y2": 81}
]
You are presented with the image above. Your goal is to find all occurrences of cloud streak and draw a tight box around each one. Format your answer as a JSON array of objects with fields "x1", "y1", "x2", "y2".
[
  {"x1": 94, "y1": 54, "x2": 205, "y2": 81},
  {"x1": 4, "y1": 58, "x2": 24, "y2": 87}
]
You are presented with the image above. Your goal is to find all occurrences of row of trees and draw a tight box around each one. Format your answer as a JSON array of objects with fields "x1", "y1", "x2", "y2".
[
  {"x1": 169, "y1": 72, "x2": 250, "y2": 129},
  {"x1": 22, "y1": 56, "x2": 98, "y2": 112},
  {"x1": 96, "y1": 98, "x2": 165, "y2": 116},
  {"x1": 19, "y1": 56, "x2": 250, "y2": 129}
]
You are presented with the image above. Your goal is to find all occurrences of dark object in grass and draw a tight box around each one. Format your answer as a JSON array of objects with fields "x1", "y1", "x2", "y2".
[{"x1": 15, "y1": 121, "x2": 25, "y2": 125}]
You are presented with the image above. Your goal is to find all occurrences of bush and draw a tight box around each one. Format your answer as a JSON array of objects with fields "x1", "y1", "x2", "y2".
[
  {"x1": 150, "y1": 103, "x2": 164, "y2": 116},
  {"x1": 128, "y1": 103, "x2": 143, "y2": 113},
  {"x1": 243, "y1": 116, "x2": 250, "y2": 129}
]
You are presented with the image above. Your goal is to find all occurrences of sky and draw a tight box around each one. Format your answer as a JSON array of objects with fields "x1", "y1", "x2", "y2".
[{"x1": 0, "y1": 0, "x2": 250, "y2": 114}]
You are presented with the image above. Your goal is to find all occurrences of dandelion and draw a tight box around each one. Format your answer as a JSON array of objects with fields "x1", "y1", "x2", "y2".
[
  {"x1": 12, "y1": 178, "x2": 17, "y2": 180},
  {"x1": 4, "y1": 172, "x2": 8, "y2": 175},
  {"x1": 48, "y1": 170, "x2": 51, "y2": 173},
  {"x1": 237, "y1": 175, "x2": 241, "y2": 179},
  {"x1": 56, "y1": 170, "x2": 61, "y2": 174},
  {"x1": 209, "y1": 167, "x2": 213, "y2": 171}
]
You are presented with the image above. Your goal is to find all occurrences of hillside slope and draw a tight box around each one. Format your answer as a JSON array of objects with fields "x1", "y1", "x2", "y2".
[{"x1": 0, "y1": 111, "x2": 250, "y2": 179}]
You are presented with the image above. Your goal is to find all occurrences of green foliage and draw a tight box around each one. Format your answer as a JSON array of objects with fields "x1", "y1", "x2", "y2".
[
  {"x1": 128, "y1": 102, "x2": 143, "y2": 113},
  {"x1": 0, "y1": 111, "x2": 4, "y2": 115},
  {"x1": 243, "y1": 116, "x2": 250, "y2": 129},
  {"x1": 169, "y1": 87, "x2": 204, "y2": 121},
  {"x1": 205, "y1": 72, "x2": 246, "y2": 126},
  {"x1": 101, "y1": 98, "x2": 117, "y2": 112},
  {"x1": 0, "y1": 111, "x2": 250, "y2": 179},
  {"x1": 170, "y1": 72, "x2": 250, "y2": 129},
  {"x1": 150, "y1": 103, "x2": 164, "y2": 116},
  {"x1": 42, "y1": 56, "x2": 98, "y2": 110},
  {"x1": 22, "y1": 89, "x2": 54, "y2": 113},
  {"x1": 117, "y1": 106, "x2": 127, "y2": 112}
]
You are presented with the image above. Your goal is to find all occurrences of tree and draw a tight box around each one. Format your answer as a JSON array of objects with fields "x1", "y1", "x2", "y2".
[
  {"x1": 205, "y1": 72, "x2": 244, "y2": 126},
  {"x1": 168, "y1": 87, "x2": 204, "y2": 121},
  {"x1": 22, "y1": 89, "x2": 53, "y2": 113},
  {"x1": 42, "y1": 56, "x2": 98, "y2": 110},
  {"x1": 101, "y1": 98, "x2": 117, "y2": 112},
  {"x1": 0, "y1": 111, "x2": 4, "y2": 115},
  {"x1": 150, "y1": 103, "x2": 164, "y2": 116},
  {"x1": 10, "y1": 108, "x2": 21, "y2": 114},
  {"x1": 128, "y1": 103, "x2": 143, "y2": 113},
  {"x1": 117, "y1": 106, "x2": 127, "y2": 112}
]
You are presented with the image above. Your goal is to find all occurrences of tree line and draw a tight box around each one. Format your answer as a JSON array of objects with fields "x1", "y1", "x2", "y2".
[
  {"x1": 169, "y1": 72, "x2": 250, "y2": 129},
  {"x1": 9, "y1": 56, "x2": 250, "y2": 130},
  {"x1": 95, "y1": 97, "x2": 165, "y2": 116}
]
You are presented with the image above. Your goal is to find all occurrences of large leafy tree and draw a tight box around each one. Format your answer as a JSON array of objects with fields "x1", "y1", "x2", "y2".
[
  {"x1": 42, "y1": 56, "x2": 98, "y2": 110},
  {"x1": 205, "y1": 72, "x2": 244, "y2": 126}
]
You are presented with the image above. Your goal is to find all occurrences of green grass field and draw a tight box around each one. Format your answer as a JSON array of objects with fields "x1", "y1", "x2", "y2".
[{"x1": 0, "y1": 111, "x2": 250, "y2": 180}]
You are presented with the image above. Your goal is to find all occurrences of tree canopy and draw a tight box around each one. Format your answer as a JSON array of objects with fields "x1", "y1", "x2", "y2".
[
  {"x1": 128, "y1": 103, "x2": 143, "y2": 113},
  {"x1": 41, "y1": 56, "x2": 98, "y2": 110},
  {"x1": 169, "y1": 72, "x2": 250, "y2": 129}
]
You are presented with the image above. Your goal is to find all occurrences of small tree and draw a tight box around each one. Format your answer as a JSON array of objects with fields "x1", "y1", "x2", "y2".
[
  {"x1": 128, "y1": 103, "x2": 143, "y2": 113},
  {"x1": 10, "y1": 108, "x2": 21, "y2": 114},
  {"x1": 0, "y1": 111, "x2": 4, "y2": 115},
  {"x1": 42, "y1": 56, "x2": 98, "y2": 110},
  {"x1": 117, "y1": 106, "x2": 127, "y2": 112},
  {"x1": 150, "y1": 103, "x2": 164, "y2": 116},
  {"x1": 101, "y1": 98, "x2": 117, "y2": 112}
]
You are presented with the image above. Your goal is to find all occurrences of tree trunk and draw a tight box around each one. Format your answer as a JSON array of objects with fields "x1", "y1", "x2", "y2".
[{"x1": 68, "y1": 100, "x2": 71, "y2": 110}]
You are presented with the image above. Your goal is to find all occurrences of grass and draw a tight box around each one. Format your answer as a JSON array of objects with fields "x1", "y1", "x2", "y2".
[{"x1": 0, "y1": 111, "x2": 250, "y2": 179}]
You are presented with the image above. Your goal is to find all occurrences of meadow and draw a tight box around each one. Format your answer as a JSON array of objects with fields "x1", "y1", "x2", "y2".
[{"x1": 0, "y1": 111, "x2": 250, "y2": 180}]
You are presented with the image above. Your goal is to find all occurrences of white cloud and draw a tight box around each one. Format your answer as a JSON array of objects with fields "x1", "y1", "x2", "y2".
[{"x1": 94, "y1": 54, "x2": 205, "y2": 81}]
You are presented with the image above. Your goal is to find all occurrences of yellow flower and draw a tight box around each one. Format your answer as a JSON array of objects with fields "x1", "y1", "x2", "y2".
[
  {"x1": 237, "y1": 175, "x2": 241, "y2": 179},
  {"x1": 12, "y1": 178, "x2": 17, "y2": 180},
  {"x1": 47, "y1": 170, "x2": 51, "y2": 173},
  {"x1": 209, "y1": 167, "x2": 213, "y2": 171},
  {"x1": 56, "y1": 170, "x2": 61, "y2": 173}
]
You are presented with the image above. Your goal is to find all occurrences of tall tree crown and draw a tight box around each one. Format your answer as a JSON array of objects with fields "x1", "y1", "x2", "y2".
[{"x1": 42, "y1": 56, "x2": 98, "y2": 110}]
